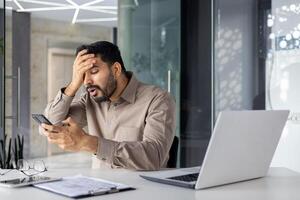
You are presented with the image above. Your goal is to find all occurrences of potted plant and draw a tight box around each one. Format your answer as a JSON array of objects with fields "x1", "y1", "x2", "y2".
[{"x1": 0, "y1": 134, "x2": 24, "y2": 169}]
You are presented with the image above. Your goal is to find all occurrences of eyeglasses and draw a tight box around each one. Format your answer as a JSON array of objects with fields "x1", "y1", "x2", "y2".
[{"x1": 0, "y1": 159, "x2": 47, "y2": 177}]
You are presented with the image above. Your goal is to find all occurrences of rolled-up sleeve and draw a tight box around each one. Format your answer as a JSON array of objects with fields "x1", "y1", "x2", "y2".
[{"x1": 96, "y1": 92, "x2": 176, "y2": 170}]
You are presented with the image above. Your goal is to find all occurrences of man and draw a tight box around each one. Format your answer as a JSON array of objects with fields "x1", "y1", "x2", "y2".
[{"x1": 40, "y1": 41, "x2": 176, "y2": 170}]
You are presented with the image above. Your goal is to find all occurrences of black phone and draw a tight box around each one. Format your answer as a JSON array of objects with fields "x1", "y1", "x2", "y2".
[{"x1": 32, "y1": 114, "x2": 53, "y2": 125}]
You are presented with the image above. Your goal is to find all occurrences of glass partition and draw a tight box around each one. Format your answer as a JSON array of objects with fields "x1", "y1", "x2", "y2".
[
  {"x1": 118, "y1": 0, "x2": 181, "y2": 165},
  {"x1": 214, "y1": 0, "x2": 261, "y2": 119}
]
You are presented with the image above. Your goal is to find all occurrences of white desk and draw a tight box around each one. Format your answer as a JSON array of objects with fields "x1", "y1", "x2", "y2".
[{"x1": 0, "y1": 153, "x2": 300, "y2": 200}]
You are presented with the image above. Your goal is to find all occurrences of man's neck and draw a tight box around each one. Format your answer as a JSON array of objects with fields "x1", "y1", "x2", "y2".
[{"x1": 109, "y1": 73, "x2": 129, "y2": 102}]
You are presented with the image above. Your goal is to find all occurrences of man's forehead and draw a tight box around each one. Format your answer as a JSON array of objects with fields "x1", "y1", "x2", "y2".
[
  {"x1": 92, "y1": 56, "x2": 109, "y2": 66},
  {"x1": 93, "y1": 55, "x2": 104, "y2": 62}
]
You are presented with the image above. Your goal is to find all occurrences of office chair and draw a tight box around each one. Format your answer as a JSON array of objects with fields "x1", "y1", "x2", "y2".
[{"x1": 167, "y1": 136, "x2": 179, "y2": 168}]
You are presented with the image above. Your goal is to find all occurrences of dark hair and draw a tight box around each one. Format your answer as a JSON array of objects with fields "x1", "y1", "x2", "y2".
[{"x1": 76, "y1": 41, "x2": 126, "y2": 72}]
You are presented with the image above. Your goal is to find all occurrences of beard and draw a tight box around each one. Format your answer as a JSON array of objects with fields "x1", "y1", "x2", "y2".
[{"x1": 85, "y1": 70, "x2": 117, "y2": 103}]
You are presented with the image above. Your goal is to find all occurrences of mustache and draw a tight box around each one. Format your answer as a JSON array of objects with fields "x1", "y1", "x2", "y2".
[
  {"x1": 85, "y1": 84, "x2": 109, "y2": 102},
  {"x1": 85, "y1": 84, "x2": 102, "y2": 91}
]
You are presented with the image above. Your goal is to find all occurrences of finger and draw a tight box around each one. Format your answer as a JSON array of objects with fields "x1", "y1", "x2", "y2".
[
  {"x1": 78, "y1": 58, "x2": 96, "y2": 69},
  {"x1": 48, "y1": 137, "x2": 64, "y2": 145},
  {"x1": 63, "y1": 117, "x2": 78, "y2": 128},
  {"x1": 76, "y1": 54, "x2": 95, "y2": 66},
  {"x1": 44, "y1": 130, "x2": 62, "y2": 140},
  {"x1": 41, "y1": 123, "x2": 61, "y2": 133},
  {"x1": 78, "y1": 64, "x2": 95, "y2": 75},
  {"x1": 67, "y1": 117, "x2": 76, "y2": 124},
  {"x1": 65, "y1": 117, "x2": 77, "y2": 127},
  {"x1": 59, "y1": 141, "x2": 75, "y2": 151},
  {"x1": 41, "y1": 123, "x2": 51, "y2": 130},
  {"x1": 74, "y1": 49, "x2": 88, "y2": 62},
  {"x1": 77, "y1": 49, "x2": 88, "y2": 57},
  {"x1": 52, "y1": 136, "x2": 73, "y2": 147},
  {"x1": 47, "y1": 136, "x2": 59, "y2": 144},
  {"x1": 62, "y1": 117, "x2": 72, "y2": 123},
  {"x1": 62, "y1": 118, "x2": 70, "y2": 126},
  {"x1": 58, "y1": 144, "x2": 69, "y2": 150},
  {"x1": 46, "y1": 133, "x2": 70, "y2": 146},
  {"x1": 48, "y1": 133, "x2": 61, "y2": 140},
  {"x1": 75, "y1": 60, "x2": 94, "y2": 75}
]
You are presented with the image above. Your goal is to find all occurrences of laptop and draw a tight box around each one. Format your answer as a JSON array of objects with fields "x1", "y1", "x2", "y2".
[{"x1": 140, "y1": 110, "x2": 290, "y2": 189}]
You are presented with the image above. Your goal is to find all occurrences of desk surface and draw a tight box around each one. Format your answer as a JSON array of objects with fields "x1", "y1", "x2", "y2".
[{"x1": 0, "y1": 153, "x2": 300, "y2": 200}]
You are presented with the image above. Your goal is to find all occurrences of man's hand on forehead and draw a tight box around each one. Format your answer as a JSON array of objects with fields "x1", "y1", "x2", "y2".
[{"x1": 64, "y1": 49, "x2": 96, "y2": 97}]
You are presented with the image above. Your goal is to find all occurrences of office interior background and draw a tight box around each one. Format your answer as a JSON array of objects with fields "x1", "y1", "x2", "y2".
[{"x1": 0, "y1": 0, "x2": 300, "y2": 171}]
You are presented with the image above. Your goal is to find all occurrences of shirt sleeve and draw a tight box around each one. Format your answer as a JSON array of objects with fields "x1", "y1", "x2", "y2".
[
  {"x1": 42, "y1": 88, "x2": 87, "y2": 129},
  {"x1": 96, "y1": 91, "x2": 176, "y2": 170}
]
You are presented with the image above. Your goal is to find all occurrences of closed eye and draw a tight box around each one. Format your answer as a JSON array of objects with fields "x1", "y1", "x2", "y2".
[{"x1": 90, "y1": 66, "x2": 99, "y2": 74}]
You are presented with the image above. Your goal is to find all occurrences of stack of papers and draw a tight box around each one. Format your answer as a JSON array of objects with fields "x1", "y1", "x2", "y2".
[{"x1": 34, "y1": 175, "x2": 134, "y2": 198}]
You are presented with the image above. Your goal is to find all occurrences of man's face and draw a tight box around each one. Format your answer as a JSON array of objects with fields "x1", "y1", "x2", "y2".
[{"x1": 83, "y1": 55, "x2": 117, "y2": 102}]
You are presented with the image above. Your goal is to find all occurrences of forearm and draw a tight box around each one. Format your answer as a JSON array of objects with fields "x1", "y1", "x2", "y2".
[
  {"x1": 64, "y1": 82, "x2": 79, "y2": 97},
  {"x1": 45, "y1": 87, "x2": 88, "y2": 127},
  {"x1": 96, "y1": 138, "x2": 169, "y2": 170},
  {"x1": 44, "y1": 88, "x2": 74, "y2": 125}
]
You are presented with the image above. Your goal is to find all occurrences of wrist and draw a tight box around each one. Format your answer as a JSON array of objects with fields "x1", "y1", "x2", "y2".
[
  {"x1": 65, "y1": 82, "x2": 79, "y2": 97},
  {"x1": 80, "y1": 134, "x2": 98, "y2": 154}
]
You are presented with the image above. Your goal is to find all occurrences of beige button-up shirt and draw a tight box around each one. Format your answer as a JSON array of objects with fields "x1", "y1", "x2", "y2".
[{"x1": 44, "y1": 72, "x2": 176, "y2": 170}]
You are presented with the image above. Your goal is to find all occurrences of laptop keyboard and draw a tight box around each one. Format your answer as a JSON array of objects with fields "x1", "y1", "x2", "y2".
[{"x1": 167, "y1": 173, "x2": 199, "y2": 182}]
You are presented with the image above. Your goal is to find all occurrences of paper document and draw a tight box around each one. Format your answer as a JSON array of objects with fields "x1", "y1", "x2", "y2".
[{"x1": 34, "y1": 175, "x2": 133, "y2": 198}]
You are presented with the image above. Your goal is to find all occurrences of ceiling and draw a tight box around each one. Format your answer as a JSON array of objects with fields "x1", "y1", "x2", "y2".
[{"x1": 5, "y1": 0, "x2": 118, "y2": 27}]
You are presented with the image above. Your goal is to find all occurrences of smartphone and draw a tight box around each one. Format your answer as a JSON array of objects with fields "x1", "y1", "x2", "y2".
[{"x1": 32, "y1": 114, "x2": 53, "y2": 125}]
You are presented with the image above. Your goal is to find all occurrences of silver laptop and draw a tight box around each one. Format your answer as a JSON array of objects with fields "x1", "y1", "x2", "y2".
[{"x1": 140, "y1": 110, "x2": 289, "y2": 189}]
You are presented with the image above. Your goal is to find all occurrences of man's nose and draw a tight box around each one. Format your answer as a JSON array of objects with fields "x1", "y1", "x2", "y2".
[{"x1": 83, "y1": 73, "x2": 93, "y2": 85}]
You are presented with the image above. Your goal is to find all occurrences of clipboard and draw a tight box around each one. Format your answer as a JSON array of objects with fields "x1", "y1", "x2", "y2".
[{"x1": 33, "y1": 175, "x2": 135, "y2": 198}]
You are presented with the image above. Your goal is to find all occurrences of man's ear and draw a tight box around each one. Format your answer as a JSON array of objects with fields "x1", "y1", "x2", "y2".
[{"x1": 112, "y1": 62, "x2": 122, "y2": 78}]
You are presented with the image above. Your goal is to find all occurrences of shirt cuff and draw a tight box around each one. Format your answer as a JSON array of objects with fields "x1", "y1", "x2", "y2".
[
  {"x1": 51, "y1": 87, "x2": 74, "y2": 107},
  {"x1": 96, "y1": 138, "x2": 118, "y2": 164},
  {"x1": 60, "y1": 87, "x2": 75, "y2": 100}
]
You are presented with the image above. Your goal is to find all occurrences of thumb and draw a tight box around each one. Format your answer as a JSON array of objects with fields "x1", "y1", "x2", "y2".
[{"x1": 62, "y1": 117, "x2": 75, "y2": 126}]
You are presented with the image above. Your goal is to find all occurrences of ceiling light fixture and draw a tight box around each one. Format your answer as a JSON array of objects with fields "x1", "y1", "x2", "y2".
[
  {"x1": 65, "y1": 0, "x2": 78, "y2": 7},
  {"x1": 134, "y1": 0, "x2": 139, "y2": 7},
  {"x1": 89, "y1": 6, "x2": 117, "y2": 10},
  {"x1": 76, "y1": 17, "x2": 117, "y2": 23},
  {"x1": 72, "y1": 8, "x2": 80, "y2": 24},
  {"x1": 13, "y1": 0, "x2": 24, "y2": 11},
  {"x1": 81, "y1": 0, "x2": 105, "y2": 7},
  {"x1": 6, "y1": 0, "x2": 118, "y2": 24},
  {"x1": 14, "y1": 0, "x2": 69, "y2": 7},
  {"x1": 19, "y1": 6, "x2": 74, "y2": 12},
  {"x1": 84, "y1": 8, "x2": 117, "y2": 15}
]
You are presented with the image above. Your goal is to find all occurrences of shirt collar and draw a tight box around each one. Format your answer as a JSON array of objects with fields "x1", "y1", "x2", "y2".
[{"x1": 120, "y1": 71, "x2": 138, "y2": 104}]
